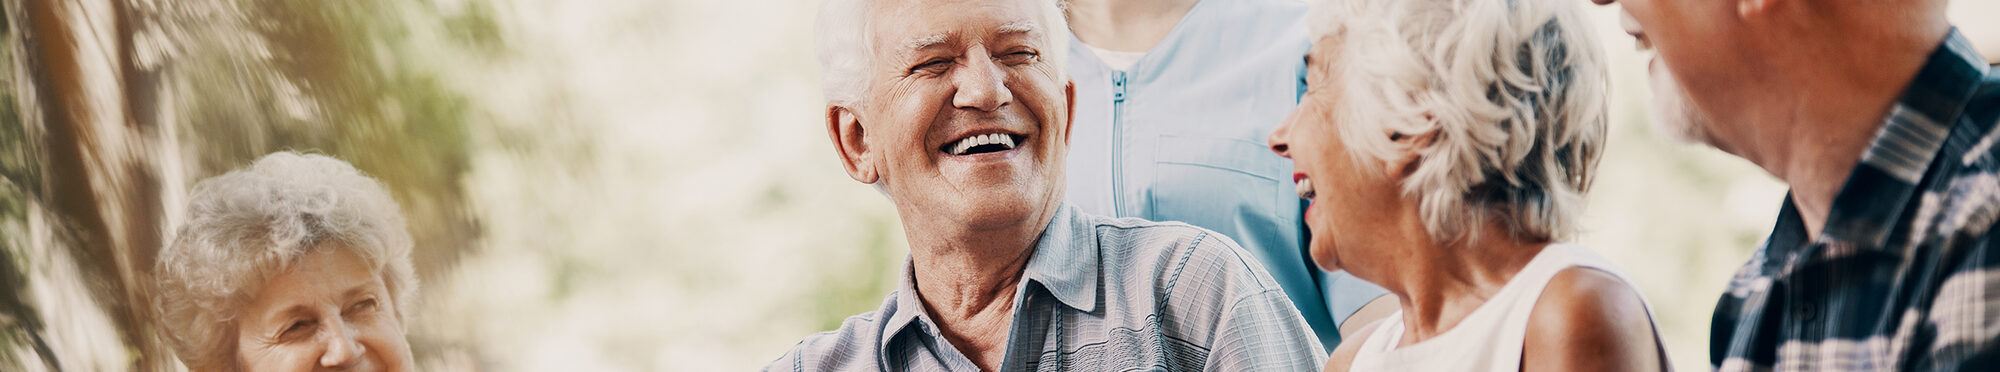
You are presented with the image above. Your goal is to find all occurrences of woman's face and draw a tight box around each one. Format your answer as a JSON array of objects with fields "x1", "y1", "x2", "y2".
[
  {"x1": 234, "y1": 246, "x2": 414, "y2": 372},
  {"x1": 1268, "y1": 39, "x2": 1410, "y2": 277}
]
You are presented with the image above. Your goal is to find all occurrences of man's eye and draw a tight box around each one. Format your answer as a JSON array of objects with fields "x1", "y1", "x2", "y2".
[
  {"x1": 1000, "y1": 51, "x2": 1037, "y2": 63},
  {"x1": 912, "y1": 59, "x2": 950, "y2": 73}
]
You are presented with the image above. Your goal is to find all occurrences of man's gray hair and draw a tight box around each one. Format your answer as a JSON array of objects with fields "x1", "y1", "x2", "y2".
[
  {"x1": 152, "y1": 151, "x2": 417, "y2": 371},
  {"x1": 1306, "y1": 0, "x2": 1609, "y2": 244},
  {"x1": 815, "y1": 0, "x2": 1070, "y2": 107}
]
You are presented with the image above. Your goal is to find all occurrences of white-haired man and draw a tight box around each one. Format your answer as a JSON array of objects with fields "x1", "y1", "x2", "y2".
[
  {"x1": 1590, "y1": 0, "x2": 2000, "y2": 370},
  {"x1": 768, "y1": 0, "x2": 1325, "y2": 370}
]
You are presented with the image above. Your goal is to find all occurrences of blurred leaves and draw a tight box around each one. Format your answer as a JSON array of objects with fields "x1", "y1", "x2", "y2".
[
  {"x1": 0, "y1": 4, "x2": 52, "y2": 367},
  {"x1": 167, "y1": 0, "x2": 486, "y2": 278}
]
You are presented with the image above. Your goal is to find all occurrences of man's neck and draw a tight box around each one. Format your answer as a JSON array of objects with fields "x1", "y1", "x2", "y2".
[
  {"x1": 909, "y1": 239, "x2": 1035, "y2": 320},
  {"x1": 1748, "y1": 18, "x2": 1951, "y2": 238},
  {"x1": 911, "y1": 242, "x2": 1029, "y2": 371},
  {"x1": 1063, "y1": 0, "x2": 1199, "y2": 53},
  {"x1": 901, "y1": 210, "x2": 1053, "y2": 371}
]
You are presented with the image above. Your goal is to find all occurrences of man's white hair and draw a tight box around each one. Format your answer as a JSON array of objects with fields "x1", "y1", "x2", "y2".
[
  {"x1": 153, "y1": 151, "x2": 417, "y2": 371},
  {"x1": 814, "y1": 0, "x2": 1070, "y2": 107},
  {"x1": 1307, "y1": 0, "x2": 1608, "y2": 244}
]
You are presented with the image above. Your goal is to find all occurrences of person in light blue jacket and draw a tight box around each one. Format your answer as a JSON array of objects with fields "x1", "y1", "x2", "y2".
[{"x1": 1061, "y1": 0, "x2": 1392, "y2": 350}]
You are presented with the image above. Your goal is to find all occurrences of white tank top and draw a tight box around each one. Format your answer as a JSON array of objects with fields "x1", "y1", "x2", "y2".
[{"x1": 1348, "y1": 243, "x2": 1670, "y2": 371}]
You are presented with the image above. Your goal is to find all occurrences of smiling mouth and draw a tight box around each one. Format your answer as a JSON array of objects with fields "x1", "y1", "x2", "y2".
[
  {"x1": 941, "y1": 133, "x2": 1024, "y2": 156},
  {"x1": 1295, "y1": 175, "x2": 1316, "y2": 199}
]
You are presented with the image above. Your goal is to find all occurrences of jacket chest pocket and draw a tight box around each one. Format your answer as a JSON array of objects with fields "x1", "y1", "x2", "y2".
[{"x1": 1148, "y1": 134, "x2": 1286, "y2": 230}]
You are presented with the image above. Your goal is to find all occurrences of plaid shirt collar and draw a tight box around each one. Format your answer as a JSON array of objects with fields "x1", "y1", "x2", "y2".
[{"x1": 1766, "y1": 29, "x2": 1991, "y2": 263}]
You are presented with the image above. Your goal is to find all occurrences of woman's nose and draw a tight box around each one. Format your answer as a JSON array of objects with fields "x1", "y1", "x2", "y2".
[
  {"x1": 319, "y1": 322, "x2": 366, "y2": 368},
  {"x1": 1268, "y1": 114, "x2": 1295, "y2": 158}
]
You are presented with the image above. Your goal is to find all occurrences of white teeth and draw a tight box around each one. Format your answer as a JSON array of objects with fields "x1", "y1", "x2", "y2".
[
  {"x1": 1295, "y1": 177, "x2": 1316, "y2": 199},
  {"x1": 947, "y1": 133, "x2": 1018, "y2": 155}
]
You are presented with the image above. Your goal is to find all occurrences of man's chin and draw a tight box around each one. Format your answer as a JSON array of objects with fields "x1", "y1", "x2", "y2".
[
  {"x1": 1646, "y1": 64, "x2": 1721, "y2": 147},
  {"x1": 1647, "y1": 108, "x2": 1715, "y2": 146},
  {"x1": 953, "y1": 195, "x2": 1046, "y2": 231}
]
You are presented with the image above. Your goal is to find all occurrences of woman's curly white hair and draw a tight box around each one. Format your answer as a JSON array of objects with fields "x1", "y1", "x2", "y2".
[
  {"x1": 153, "y1": 151, "x2": 417, "y2": 371},
  {"x1": 1308, "y1": 0, "x2": 1608, "y2": 244}
]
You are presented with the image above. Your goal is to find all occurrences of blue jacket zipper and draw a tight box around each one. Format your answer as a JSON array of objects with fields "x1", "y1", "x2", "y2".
[{"x1": 1110, "y1": 71, "x2": 1128, "y2": 216}]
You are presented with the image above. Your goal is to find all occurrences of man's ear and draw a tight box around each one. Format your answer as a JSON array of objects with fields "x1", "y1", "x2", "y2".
[
  {"x1": 1063, "y1": 81, "x2": 1076, "y2": 146},
  {"x1": 826, "y1": 105, "x2": 879, "y2": 184},
  {"x1": 1386, "y1": 128, "x2": 1439, "y2": 179}
]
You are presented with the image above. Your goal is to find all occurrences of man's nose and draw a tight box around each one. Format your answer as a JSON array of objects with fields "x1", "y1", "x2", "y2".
[
  {"x1": 319, "y1": 321, "x2": 365, "y2": 369},
  {"x1": 952, "y1": 51, "x2": 1013, "y2": 112}
]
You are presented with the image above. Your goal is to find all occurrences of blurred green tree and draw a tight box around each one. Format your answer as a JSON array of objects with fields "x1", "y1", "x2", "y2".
[{"x1": 0, "y1": 0, "x2": 491, "y2": 369}]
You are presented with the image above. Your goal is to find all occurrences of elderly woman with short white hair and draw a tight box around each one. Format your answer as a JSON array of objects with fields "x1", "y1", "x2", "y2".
[
  {"x1": 153, "y1": 151, "x2": 417, "y2": 371},
  {"x1": 1266, "y1": 0, "x2": 1668, "y2": 370}
]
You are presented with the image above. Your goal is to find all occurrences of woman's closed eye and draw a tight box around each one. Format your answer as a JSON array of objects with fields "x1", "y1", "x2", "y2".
[
  {"x1": 278, "y1": 319, "x2": 316, "y2": 341},
  {"x1": 345, "y1": 297, "x2": 379, "y2": 316}
]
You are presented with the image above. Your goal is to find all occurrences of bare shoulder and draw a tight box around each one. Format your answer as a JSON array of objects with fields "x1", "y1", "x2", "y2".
[
  {"x1": 1324, "y1": 318, "x2": 1385, "y2": 372},
  {"x1": 1523, "y1": 267, "x2": 1663, "y2": 371}
]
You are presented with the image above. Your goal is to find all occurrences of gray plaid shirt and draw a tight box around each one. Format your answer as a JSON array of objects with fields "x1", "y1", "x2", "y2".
[
  {"x1": 767, "y1": 204, "x2": 1326, "y2": 371},
  {"x1": 1711, "y1": 29, "x2": 2000, "y2": 371}
]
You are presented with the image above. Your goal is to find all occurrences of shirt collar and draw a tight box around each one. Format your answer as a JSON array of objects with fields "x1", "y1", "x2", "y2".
[
  {"x1": 879, "y1": 261, "x2": 926, "y2": 357},
  {"x1": 1019, "y1": 203, "x2": 1101, "y2": 313},
  {"x1": 877, "y1": 203, "x2": 1102, "y2": 354},
  {"x1": 1804, "y1": 29, "x2": 1988, "y2": 250}
]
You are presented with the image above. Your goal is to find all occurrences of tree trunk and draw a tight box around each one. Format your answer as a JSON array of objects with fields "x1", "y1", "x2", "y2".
[{"x1": 19, "y1": 0, "x2": 176, "y2": 369}]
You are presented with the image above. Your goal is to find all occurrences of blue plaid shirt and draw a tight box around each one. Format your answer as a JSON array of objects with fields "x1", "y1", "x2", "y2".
[
  {"x1": 768, "y1": 204, "x2": 1325, "y2": 371},
  {"x1": 1710, "y1": 30, "x2": 2000, "y2": 371}
]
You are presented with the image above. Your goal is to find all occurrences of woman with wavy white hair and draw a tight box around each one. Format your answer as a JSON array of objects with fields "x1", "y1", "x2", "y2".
[
  {"x1": 1265, "y1": 0, "x2": 1668, "y2": 370},
  {"x1": 153, "y1": 151, "x2": 417, "y2": 371}
]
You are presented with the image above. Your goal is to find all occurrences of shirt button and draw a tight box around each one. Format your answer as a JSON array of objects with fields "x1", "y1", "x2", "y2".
[{"x1": 1797, "y1": 304, "x2": 1819, "y2": 322}]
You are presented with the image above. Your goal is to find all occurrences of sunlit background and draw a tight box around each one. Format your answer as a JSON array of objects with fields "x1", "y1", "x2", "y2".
[{"x1": 2, "y1": 0, "x2": 1996, "y2": 370}]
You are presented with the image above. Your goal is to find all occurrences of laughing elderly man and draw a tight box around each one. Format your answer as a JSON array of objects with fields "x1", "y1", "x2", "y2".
[{"x1": 766, "y1": 0, "x2": 1325, "y2": 370}]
